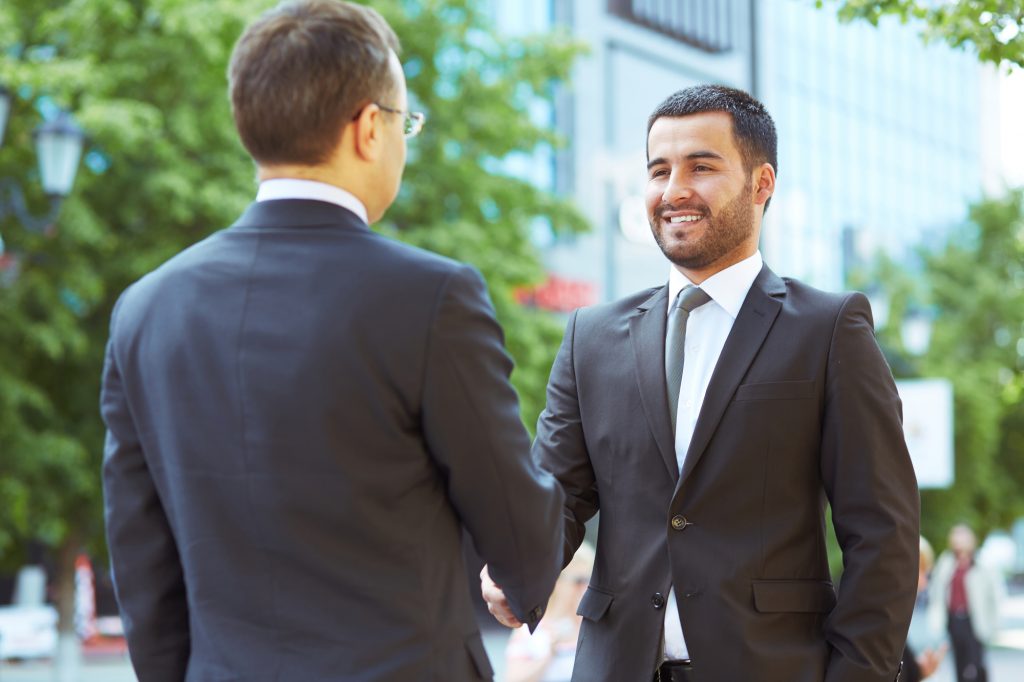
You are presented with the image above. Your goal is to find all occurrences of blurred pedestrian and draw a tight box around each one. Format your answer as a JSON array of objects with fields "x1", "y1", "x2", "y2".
[
  {"x1": 100, "y1": 1, "x2": 564, "y2": 680},
  {"x1": 927, "y1": 524, "x2": 1004, "y2": 682},
  {"x1": 903, "y1": 536, "x2": 947, "y2": 681},
  {"x1": 504, "y1": 544, "x2": 595, "y2": 682},
  {"x1": 481, "y1": 84, "x2": 920, "y2": 681}
]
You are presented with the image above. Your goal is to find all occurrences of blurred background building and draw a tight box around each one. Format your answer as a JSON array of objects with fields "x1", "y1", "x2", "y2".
[{"x1": 491, "y1": 0, "x2": 1001, "y2": 297}]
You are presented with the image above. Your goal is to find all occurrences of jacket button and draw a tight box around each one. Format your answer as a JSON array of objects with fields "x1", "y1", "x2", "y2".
[
  {"x1": 651, "y1": 592, "x2": 665, "y2": 610},
  {"x1": 670, "y1": 515, "x2": 688, "y2": 531}
]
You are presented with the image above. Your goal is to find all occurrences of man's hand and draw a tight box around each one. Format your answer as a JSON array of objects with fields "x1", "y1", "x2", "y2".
[
  {"x1": 917, "y1": 643, "x2": 948, "y2": 679},
  {"x1": 480, "y1": 565, "x2": 523, "y2": 628}
]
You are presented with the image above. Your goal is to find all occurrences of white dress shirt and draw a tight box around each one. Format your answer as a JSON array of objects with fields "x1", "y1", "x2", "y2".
[
  {"x1": 256, "y1": 178, "x2": 369, "y2": 224},
  {"x1": 662, "y1": 250, "x2": 763, "y2": 661}
]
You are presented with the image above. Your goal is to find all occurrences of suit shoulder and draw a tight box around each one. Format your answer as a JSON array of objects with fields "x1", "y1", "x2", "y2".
[
  {"x1": 116, "y1": 230, "x2": 231, "y2": 312},
  {"x1": 361, "y1": 238, "x2": 489, "y2": 309},
  {"x1": 575, "y1": 286, "x2": 662, "y2": 324},
  {"x1": 370, "y1": 235, "x2": 470, "y2": 279},
  {"x1": 778, "y1": 277, "x2": 866, "y2": 316}
]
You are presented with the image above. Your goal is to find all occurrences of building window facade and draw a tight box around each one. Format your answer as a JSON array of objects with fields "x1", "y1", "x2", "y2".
[{"x1": 608, "y1": 0, "x2": 735, "y2": 53}]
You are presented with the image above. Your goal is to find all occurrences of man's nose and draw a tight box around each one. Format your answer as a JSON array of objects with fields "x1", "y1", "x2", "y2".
[{"x1": 662, "y1": 173, "x2": 693, "y2": 205}]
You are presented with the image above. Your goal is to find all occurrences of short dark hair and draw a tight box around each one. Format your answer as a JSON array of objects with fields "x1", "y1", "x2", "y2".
[
  {"x1": 647, "y1": 85, "x2": 777, "y2": 211},
  {"x1": 228, "y1": 0, "x2": 400, "y2": 165}
]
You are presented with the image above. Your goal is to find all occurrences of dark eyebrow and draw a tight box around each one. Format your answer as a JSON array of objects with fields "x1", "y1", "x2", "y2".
[
  {"x1": 686, "y1": 150, "x2": 725, "y2": 162},
  {"x1": 647, "y1": 151, "x2": 726, "y2": 171}
]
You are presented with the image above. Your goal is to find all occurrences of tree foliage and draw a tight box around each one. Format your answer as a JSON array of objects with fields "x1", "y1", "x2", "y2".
[
  {"x1": 818, "y1": 0, "x2": 1024, "y2": 69},
  {"x1": 0, "y1": 0, "x2": 259, "y2": 576},
  {"x1": 0, "y1": 0, "x2": 587, "y2": 594},
  {"x1": 363, "y1": 0, "x2": 589, "y2": 421},
  {"x1": 857, "y1": 190, "x2": 1024, "y2": 546}
]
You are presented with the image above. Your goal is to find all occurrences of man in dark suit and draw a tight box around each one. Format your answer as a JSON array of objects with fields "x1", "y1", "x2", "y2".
[
  {"x1": 483, "y1": 85, "x2": 919, "y2": 681},
  {"x1": 100, "y1": 2, "x2": 564, "y2": 680}
]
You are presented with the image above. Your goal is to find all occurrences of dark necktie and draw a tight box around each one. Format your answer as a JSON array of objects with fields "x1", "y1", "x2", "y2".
[{"x1": 665, "y1": 286, "x2": 712, "y2": 433}]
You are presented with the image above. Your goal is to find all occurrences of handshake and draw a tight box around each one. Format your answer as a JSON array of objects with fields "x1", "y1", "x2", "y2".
[{"x1": 480, "y1": 564, "x2": 525, "y2": 628}]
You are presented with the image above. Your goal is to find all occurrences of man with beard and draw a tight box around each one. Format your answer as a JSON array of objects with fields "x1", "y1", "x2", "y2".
[{"x1": 482, "y1": 85, "x2": 919, "y2": 681}]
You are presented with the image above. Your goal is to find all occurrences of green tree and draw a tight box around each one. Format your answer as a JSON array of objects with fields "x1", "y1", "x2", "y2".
[
  {"x1": 363, "y1": 0, "x2": 588, "y2": 421},
  {"x1": 0, "y1": 0, "x2": 586, "y2": 644},
  {"x1": 0, "y1": 0, "x2": 261, "y2": 641},
  {"x1": 858, "y1": 190, "x2": 1024, "y2": 547},
  {"x1": 817, "y1": 0, "x2": 1024, "y2": 69}
]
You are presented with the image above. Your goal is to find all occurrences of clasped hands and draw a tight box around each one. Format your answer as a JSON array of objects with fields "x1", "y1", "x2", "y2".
[{"x1": 480, "y1": 565, "x2": 523, "y2": 628}]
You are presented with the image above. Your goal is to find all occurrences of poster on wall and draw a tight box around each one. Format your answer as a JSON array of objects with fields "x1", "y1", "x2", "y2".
[{"x1": 895, "y1": 378, "x2": 954, "y2": 489}]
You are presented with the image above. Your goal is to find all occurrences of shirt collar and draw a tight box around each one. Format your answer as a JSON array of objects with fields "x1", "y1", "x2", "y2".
[
  {"x1": 256, "y1": 178, "x2": 369, "y2": 224},
  {"x1": 667, "y1": 251, "x2": 763, "y2": 319}
]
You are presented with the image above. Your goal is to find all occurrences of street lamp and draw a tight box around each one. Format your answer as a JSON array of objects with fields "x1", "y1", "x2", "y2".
[
  {"x1": 0, "y1": 85, "x2": 11, "y2": 147},
  {"x1": 0, "y1": 87, "x2": 85, "y2": 234}
]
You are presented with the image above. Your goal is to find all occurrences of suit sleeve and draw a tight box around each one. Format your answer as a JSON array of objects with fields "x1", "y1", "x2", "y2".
[
  {"x1": 101, "y1": 297, "x2": 190, "y2": 680},
  {"x1": 820, "y1": 292, "x2": 920, "y2": 682},
  {"x1": 532, "y1": 310, "x2": 599, "y2": 567},
  {"x1": 421, "y1": 264, "x2": 564, "y2": 630}
]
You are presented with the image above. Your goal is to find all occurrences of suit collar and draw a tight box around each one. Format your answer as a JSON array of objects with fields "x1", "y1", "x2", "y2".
[
  {"x1": 667, "y1": 251, "x2": 764, "y2": 320},
  {"x1": 636, "y1": 286, "x2": 665, "y2": 312},
  {"x1": 231, "y1": 199, "x2": 370, "y2": 231},
  {"x1": 756, "y1": 264, "x2": 787, "y2": 297},
  {"x1": 256, "y1": 178, "x2": 369, "y2": 224}
]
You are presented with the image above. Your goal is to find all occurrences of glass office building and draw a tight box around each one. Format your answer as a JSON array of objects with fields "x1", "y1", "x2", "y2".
[
  {"x1": 755, "y1": 0, "x2": 1000, "y2": 288},
  {"x1": 490, "y1": 0, "x2": 999, "y2": 297}
]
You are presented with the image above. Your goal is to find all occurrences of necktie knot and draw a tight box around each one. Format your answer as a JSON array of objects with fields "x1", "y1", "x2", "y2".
[{"x1": 674, "y1": 286, "x2": 711, "y2": 314}]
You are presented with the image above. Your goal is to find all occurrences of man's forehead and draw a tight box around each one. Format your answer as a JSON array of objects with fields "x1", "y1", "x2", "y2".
[{"x1": 647, "y1": 112, "x2": 739, "y2": 159}]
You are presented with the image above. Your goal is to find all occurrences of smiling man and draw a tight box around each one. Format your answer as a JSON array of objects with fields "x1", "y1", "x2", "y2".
[{"x1": 483, "y1": 85, "x2": 920, "y2": 682}]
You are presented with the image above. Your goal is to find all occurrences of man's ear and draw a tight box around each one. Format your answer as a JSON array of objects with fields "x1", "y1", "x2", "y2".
[
  {"x1": 753, "y1": 162, "x2": 775, "y2": 208},
  {"x1": 351, "y1": 103, "x2": 383, "y2": 162}
]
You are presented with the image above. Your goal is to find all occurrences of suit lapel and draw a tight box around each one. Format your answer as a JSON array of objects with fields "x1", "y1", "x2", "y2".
[
  {"x1": 679, "y1": 266, "x2": 787, "y2": 484},
  {"x1": 628, "y1": 286, "x2": 679, "y2": 483}
]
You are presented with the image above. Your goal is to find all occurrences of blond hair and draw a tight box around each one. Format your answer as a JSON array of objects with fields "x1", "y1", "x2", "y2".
[{"x1": 920, "y1": 536, "x2": 934, "y2": 572}]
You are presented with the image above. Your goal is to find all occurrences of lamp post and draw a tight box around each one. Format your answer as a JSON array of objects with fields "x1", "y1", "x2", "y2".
[
  {"x1": 0, "y1": 86, "x2": 85, "y2": 235},
  {"x1": 0, "y1": 85, "x2": 11, "y2": 147}
]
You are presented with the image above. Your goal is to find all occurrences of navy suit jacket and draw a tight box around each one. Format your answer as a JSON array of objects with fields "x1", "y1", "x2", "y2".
[
  {"x1": 534, "y1": 266, "x2": 919, "y2": 682},
  {"x1": 101, "y1": 199, "x2": 564, "y2": 681}
]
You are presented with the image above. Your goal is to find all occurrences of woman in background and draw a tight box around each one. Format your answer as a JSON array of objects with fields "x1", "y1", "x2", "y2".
[
  {"x1": 927, "y1": 524, "x2": 1004, "y2": 682},
  {"x1": 903, "y1": 536, "x2": 947, "y2": 682}
]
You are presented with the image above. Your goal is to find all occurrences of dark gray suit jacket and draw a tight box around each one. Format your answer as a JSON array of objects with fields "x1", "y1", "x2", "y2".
[
  {"x1": 101, "y1": 199, "x2": 564, "y2": 682},
  {"x1": 534, "y1": 265, "x2": 919, "y2": 682}
]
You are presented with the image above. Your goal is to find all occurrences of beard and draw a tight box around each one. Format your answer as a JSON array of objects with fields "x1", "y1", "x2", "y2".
[{"x1": 649, "y1": 183, "x2": 755, "y2": 271}]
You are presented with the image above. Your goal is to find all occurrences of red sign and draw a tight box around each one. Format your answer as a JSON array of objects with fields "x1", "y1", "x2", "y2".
[{"x1": 516, "y1": 274, "x2": 597, "y2": 313}]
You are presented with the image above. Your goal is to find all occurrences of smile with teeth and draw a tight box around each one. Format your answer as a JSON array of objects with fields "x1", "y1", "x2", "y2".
[{"x1": 668, "y1": 215, "x2": 703, "y2": 223}]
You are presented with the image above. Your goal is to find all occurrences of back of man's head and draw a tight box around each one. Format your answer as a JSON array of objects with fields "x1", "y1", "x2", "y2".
[{"x1": 228, "y1": 0, "x2": 400, "y2": 166}]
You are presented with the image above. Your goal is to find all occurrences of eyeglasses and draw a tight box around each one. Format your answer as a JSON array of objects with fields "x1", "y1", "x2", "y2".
[{"x1": 375, "y1": 103, "x2": 426, "y2": 138}]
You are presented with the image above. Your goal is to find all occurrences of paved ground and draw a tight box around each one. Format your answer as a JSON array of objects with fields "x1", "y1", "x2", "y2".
[{"x1": 4, "y1": 594, "x2": 1024, "y2": 681}]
